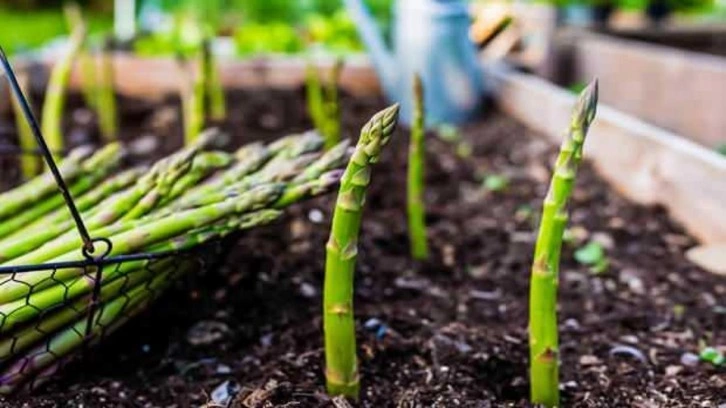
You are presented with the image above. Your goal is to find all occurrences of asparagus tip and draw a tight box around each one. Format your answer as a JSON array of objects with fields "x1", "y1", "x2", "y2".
[{"x1": 572, "y1": 79, "x2": 598, "y2": 132}]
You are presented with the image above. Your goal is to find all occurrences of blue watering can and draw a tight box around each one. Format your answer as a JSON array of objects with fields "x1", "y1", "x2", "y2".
[{"x1": 344, "y1": 0, "x2": 485, "y2": 125}]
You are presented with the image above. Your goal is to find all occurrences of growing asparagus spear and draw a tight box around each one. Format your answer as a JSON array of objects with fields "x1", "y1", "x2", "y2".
[
  {"x1": 96, "y1": 38, "x2": 118, "y2": 142},
  {"x1": 10, "y1": 71, "x2": 39, "y2": 179},
  {"x1": 41, "y1": 21, "x2": 87, "y2": 158},
  {"x1": 202, "y1": 39, "x2": 226, "y2": 121},
  {"x1": 306, "y1": 60, "x2": 343, "y2": 150},
  {"x1": 407, "y1": 75, "x2": 429, "y2": 260},
  {"x1": 180, "y1": 49, "x2": 207, "y2": 145},
  {"x1": 324, "y1": 104, "x2": 400, "y2": 398},
  {"x1": 529, "y1": 80, "x2": 598, "y2": 407},
  {"x1": 323, "y1": 59, "x2": 343, "y2": 150}
]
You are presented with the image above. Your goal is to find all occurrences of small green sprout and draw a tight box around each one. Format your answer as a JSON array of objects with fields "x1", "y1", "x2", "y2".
[
  {"x1": 482, "y1": 174, "x2": 509, "y2": 192},
  {"x1": 436, "y1": 123, "x2": 462, "y2": 143},
  {"x1": 699, "y1": 347, "x2": 725, "y2": 366},
  {"x1": 716, "y1": 144, "x2": 726, "y2": 157},
  {"x1": 574, "y1": 241, "x2": 609, "y2": 274}
]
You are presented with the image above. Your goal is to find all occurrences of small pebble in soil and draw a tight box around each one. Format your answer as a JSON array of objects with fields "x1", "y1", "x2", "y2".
[
  {"x1": 187, "y1": 321, "x2": 231, "y2": 346},
  {"x1": 579, "y1": 355, "x2": 602, "y2": 366},
  {"x1": 680, "y1": 352, "x2": 700, "y2": 367},
  {"x1": 307, "y1": 209, "x2": 324, "y2": 223},
  {"x1": 299, "y1": 282, "x2": 317, "y2": 298},
  {"x1": 128, "y1": 134, "x2": 159, "y2": 156},
  {"x1": 609, "y1": 345, "x2": 648, "y2": 364},
  {"x1": 210, "y1": 380, "x2": 240, "y2": 406}
]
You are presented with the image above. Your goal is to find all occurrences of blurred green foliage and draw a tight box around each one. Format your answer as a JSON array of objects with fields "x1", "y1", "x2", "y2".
[
  {"x1": 135, "y1": 0, "x2": 393, "y2": 57},
  {"x1": 0, "y1": 6, "x2": 111, "y2": 55}
]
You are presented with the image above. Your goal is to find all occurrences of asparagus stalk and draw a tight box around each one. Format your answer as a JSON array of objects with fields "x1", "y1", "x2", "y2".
[
  {"x1": 79, "y1": 49, "x2": 97, "y2": 110},
  {"x1": 96, "y1": 38, "x2": 118, "y2": 142},
  {"x1": 407, "y1": 75, "x2": 429, "y2": 260},
  {"x1": 202, "y1": 39, "x2": 226, "y2": 121},
  {"x1": 529, "y1": 80, "x2": 598, "y2": 407},
  {"x1": 306, "y1": 61, "x2": 343, "y2": 150},
  {"x1": 324, "y1": 104, "x2": 400, "y2": 398},
  {"x1": 182, "y1": 50, "x2": 207, "y2": 145},
  {"x1": 41, "y1": 21, "x2": 87, "y2": 158},
  {"x1": 0, "y1": 143, "x2": 125, "y2": 239},
  {"x1": 323, "y1": 59, "x2": 343, "y2": 150},
  {"x1": 0, "y1": 209, "x2": 284, "y2": 335},
  {"x1": 0, "y1": 146, "x2": 92, "y2": 221},
  {"x1": 10, "y1": 71, "x2": 39, "y2": 179},
  {"x1": 0, "y1": 184, "x2": 284, "y2": 302},
  {"x1": 14, "y1": 168, "x2": 144, "y2": 239},
  {"x1": 306, "y1": 62, "x2": 325, "y2": 140}
]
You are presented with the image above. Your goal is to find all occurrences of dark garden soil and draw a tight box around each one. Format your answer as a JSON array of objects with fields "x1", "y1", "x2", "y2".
[{"x1": 0, "y1": 89, "x2": 724, "y2": 407}]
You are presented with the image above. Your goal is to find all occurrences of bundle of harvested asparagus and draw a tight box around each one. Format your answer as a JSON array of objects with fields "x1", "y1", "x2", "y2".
[{"x1": 0, "y1": 127, "x2": 350, "y2": 392}]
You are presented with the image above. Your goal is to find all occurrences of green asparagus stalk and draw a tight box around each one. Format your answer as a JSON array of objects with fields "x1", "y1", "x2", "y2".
[
  {"x1": 529, "y1": 80, "x2": 598, "y2": 408},
  {"x1": 0, "y1": 143, "x2": 125, "y2": 239},
  {"x1": 324, "y1": 104, "x2": 400, "y2": 398},
  {"x1": 306, "y1": 62, "x2": 325, "y2": 137},
  {"x1": 0, "y1": 209, "x2": 284, "y2": 335},
  {"x1": 323, "y1": 59, "x2": 343, "y2": 150},
  {"x1": 202, "y1": 39, "x2": 226, "y2": 121},
  {"x1": 407, "y1": 75, "x2": 429, "y2": 260},
  {"x1": 14, "y1": 168, "x2": 144, "y2": 239},
  {"x1": 306, "y1": 61, "x2": 343, "y2": 150},
  {"x1": 96, "y1": 38, "x2": 118, "y2": 142},
  {"x1": 10, "y1": 71, "x2": 39, "y2": 179},
  {"x1": 0, "y1": 184, "x2": 285, "y2": 302},
  {"x1": 41, "y1": 22, "x2": 87, "y2": 158},
  {"x1": 79, "y1": 49, "x2": 97, "y2": 109},
  {"x1": 181, "y1": 50, "x2": 206, "y2": 145},
  {"x1": 0, "y1": 146, "x2": 92, "y2": 221}
]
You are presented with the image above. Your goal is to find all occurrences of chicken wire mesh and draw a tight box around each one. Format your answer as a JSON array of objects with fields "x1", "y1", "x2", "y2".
[{"x1": 0, "y1": 47, "x2": 230, "y2": 392}]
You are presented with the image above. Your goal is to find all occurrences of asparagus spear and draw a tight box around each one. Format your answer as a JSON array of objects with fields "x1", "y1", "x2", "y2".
[
  {"x1": 529, "y1": 80, "x2": 598, "y2": 407},
  {"x1": 41, "y1": 21, "x2": 87, "y2": 158},
  {"x1": 10, "y1": 71, "x2": 39, "y2": 179},
  {"x1": 202, "y1": 39, "x2": 226, "y2": 121},
  {"x1": 14, "y1": 168, "x2": 144, "y2": 239},
  {"x1": 96, "y1": 38, "x2": 118, "y2": 142},
  {"x1": 0, "y1": 146, "x2": 93, "y2": 220},
  {"x1": 0, "y1": 143, "x2": 125, "y2": 239},
  {"x1": 407, "y1": 75, "x2": 429, "y2": 260},
  {"x1": 324, "y1": 104, "x2": 400, "y2": 398},
  {"x1": 0, "y1": 184, "x2": 284, "y2": 302},
  {"x1": 323, "y1": 59, "x2": 343, "y2": 150},
  {"x1": 0, "y1": 209, "x2": 284, "y2": 335}
]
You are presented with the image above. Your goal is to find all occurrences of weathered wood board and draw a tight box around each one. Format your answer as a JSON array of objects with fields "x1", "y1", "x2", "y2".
[
  {"x1": 487, "y1": 62, "x2": 726, "y2": 244},
  {"x1": 553, "y1": 30, "x2": 726, "y2": 150}
]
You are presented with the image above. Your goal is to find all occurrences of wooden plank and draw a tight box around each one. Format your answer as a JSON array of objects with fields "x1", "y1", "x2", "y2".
[
  {"x1": 29, "y1": 54, "x2": 382, "y2": 100},
  {"x1": 486, "y1": 63, "x2": 726, "y2": 244},
  {"x1": 562, "y1": 31, "x2": 726, "y2": 149}
]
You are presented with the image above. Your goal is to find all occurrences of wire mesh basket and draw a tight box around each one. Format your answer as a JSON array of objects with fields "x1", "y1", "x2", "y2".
[{"x1": 0, "y1": 48, "x2": 229, "y2": 393}]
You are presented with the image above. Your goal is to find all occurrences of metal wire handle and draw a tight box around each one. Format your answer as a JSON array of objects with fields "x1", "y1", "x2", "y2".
[{"x1": 0, "y1": 46, "x2": 102, "y2": 257}]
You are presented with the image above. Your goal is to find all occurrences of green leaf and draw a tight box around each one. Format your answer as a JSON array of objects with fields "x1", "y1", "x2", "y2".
[
  {"x1": 716, "y1": 144, "x2": 726, "y2": 157},
  {"x1": 700, "y1": 347, "x2": 725, "y2": 366},
  {"x1": 574, "y1": 241, "x2": 606, "y2": 265},
  {"x1": 436, "y1": 124, "x2": 461, "y2": 143},
  {"x1": 482, "y1": 174, "x2": 509, "y2": 192}
]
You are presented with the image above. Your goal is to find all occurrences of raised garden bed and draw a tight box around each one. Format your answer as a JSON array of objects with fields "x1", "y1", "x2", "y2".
[
  {"x1": 551, "y1": 29, "x2": 726, "y2": 150},
  {"x1": 0, "y1": 58, "x2": 724, "y2": 406}
]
